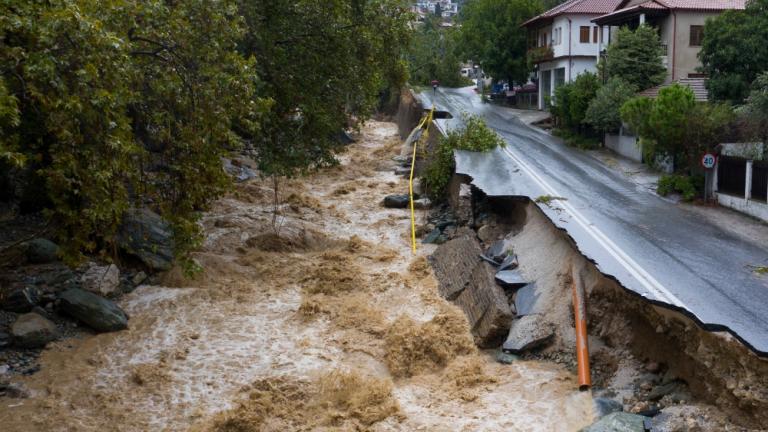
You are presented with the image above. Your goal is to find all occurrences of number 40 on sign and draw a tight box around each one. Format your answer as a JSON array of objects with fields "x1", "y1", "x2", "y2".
[{"x1": 701, "y1": 153, "x2": 716, "y2": 170}]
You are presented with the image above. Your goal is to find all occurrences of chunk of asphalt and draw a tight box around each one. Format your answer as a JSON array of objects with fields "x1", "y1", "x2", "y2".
[
  {"x1": 422, "y1": 228, "x2": 442, "y2": 244},
  {"x1": 479, "y1": 254, "x2": 499, "y2": 266},
  {"x1": 514, "y1": 283, "x2": 540, "y2": 316},
  {"x1": 498, "y1": 254, "x2": 519, "y2": 271},
  {"x1": 494, "y1": 270, "x2": 529, "y2": 289},
  {"x1": 502, "y1": 314, "x2": 554, "y2": 354},
  {"x1": 486, "y1": 240, "x2": 507, "y2": 263}
]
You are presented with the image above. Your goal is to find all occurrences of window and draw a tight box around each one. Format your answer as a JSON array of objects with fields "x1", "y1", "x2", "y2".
[
  {"x1": 690, "y1": 25, "x2": 704, "y2": 46},
  {"x1": 580, "y1": 26, "x2": 590, "y2": 43},
  {"x1": 554, "y1": 27, "x2": 562, "y2": 45},
  {"x1": 593, "y1": 26, "x2": 599, "y2": 43}
]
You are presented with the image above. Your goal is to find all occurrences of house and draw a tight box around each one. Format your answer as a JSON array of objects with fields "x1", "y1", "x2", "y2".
[
  {"x1": 592, "y1": 0, "x2": 746, "y2": 83},
  {"x1": 523, "y1": 0, "x2": 624, "y2": 110}
]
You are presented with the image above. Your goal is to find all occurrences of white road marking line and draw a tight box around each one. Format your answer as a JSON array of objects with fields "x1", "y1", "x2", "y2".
[{"x1": 501, "y1": 146, "x2": 686, "y2": 308}]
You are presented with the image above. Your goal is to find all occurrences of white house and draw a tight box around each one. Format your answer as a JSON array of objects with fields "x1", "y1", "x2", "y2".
[{"x1": 523, "y1": 0, "x2": 623, "y2": 110}]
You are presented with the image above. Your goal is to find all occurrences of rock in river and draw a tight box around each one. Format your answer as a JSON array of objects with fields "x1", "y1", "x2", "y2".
[
  {"x1": 11, "y1": 312, "x2": 59, "y2": 348},
  {"x1": 58, "y1": 288, "x2": 128, "y2": 332},
  {"x1": 382, "y1": 194, "x2": 410, "y2": 209},
  {"x1": 116, "y1": 208, "x2": 174, "y2": 271},
  {"x1": 25, "y1": 238, "x2": 60, "y2": 264},
  {"x1": 502, "y1": 314, "x2": 554, "y2": 354},
  {"x1": 81, "y1": 264, "x2": 120, "y2": 297}
]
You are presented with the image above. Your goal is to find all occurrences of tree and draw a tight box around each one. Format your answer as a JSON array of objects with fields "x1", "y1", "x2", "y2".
[
  {"x1": 736, "y1": 72, "x2": 768, "y2": 144},
  {"x1": 408, "y1": 16, "x2": 466, "y2": 87},
  {"x1": 550, "y1": 72, "x2": 600, "y2": 133},
  {"x1": 456, "y1": 0, "x2": 542, "y2": 84},
  {"x1": 621, "y1": 84, "x2": 733, "y2": 171},
  {"x1": 699, "y1": 0, "x2": 768, "y2": 103},
  {"x1": 238, "y1": 0, "x2": 411, "y2": 178},
  {"x1": 584, "y1": 78, "x2": 637, "y2": 134},
  {"x1": 602, "y1": 25, "x2": 666, "y2": 91}
]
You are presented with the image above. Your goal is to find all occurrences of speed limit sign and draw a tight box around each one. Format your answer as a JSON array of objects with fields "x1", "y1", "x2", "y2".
[{"x1": 701, "y1": 153, "x2": 716, "y2": 169}]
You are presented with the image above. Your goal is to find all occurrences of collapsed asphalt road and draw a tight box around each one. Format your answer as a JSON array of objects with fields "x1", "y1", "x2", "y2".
[{"x1": 418, "y1": 86, "x2": 768, "y2": 356}]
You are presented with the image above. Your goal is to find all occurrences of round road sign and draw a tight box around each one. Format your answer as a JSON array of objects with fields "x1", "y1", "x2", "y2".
[{"x1": 701, "y1": 153, "x2": 716, "y2": 170}]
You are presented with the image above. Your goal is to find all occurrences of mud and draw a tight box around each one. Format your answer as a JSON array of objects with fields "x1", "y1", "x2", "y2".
[{"x1": 0, "y1": 121, "x2": 596, "y2": 431}]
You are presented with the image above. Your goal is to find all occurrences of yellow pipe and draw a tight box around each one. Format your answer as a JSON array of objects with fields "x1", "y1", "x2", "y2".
[{"x1": 409, "y1": 108, "x2": 434, "y2": 253}]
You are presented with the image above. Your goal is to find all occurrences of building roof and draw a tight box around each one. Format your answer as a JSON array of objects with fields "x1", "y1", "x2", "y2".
[
  {"x1": 523, "y1": 0, "x2": 624, "y2": 27},
  {"x1": 637, "y1": 77, "x2": 709, "y2": 101},
  {"x1": 593, "y1": 0, "x2": 745, "y2": 23}
]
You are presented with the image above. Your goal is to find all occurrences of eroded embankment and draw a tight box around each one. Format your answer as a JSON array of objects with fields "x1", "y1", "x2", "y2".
[{"x1": 438, "y1": 180, "x2": 768, "y2": 429}]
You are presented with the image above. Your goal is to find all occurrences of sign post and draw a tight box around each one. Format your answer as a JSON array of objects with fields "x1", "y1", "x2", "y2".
[{"x1": 702, "y1": 153, "x2": 716, "y2": 202}]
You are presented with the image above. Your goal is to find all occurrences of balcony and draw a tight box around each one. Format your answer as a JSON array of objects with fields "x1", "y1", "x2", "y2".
[{"x1": 527, "y1": 46, "x2": 554, "y2": 64}]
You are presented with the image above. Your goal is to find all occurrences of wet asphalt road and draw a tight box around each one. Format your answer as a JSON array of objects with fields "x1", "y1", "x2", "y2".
[{"x1": 418, "y1": 87, "x2": 768, "y2": 355}]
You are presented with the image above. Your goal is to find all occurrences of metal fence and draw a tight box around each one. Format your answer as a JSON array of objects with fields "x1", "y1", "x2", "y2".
[
  {"x1": 717, "y1": 156, "x2": 746, "y2": 197},
  {"x1": 753, "y1": 161, "x2": 768, "y2": 201}
]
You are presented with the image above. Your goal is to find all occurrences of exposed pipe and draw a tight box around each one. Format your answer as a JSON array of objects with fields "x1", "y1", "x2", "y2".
[{"x1": 572, "y1": 265, "x2": 591, "y2": 391}]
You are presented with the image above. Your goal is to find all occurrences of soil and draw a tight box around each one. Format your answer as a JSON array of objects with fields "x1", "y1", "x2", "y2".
[{"x1": 0, "y1": 121, "x2": 596, "y2": 431}]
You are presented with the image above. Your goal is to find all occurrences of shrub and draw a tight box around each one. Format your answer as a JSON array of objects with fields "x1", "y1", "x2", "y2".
[
  {"x1": 423, "y1": 115, "x2": 504, "y2": 199},
  {"x1": 657, "y1": 174, "x2": 701, "y2": 201}
]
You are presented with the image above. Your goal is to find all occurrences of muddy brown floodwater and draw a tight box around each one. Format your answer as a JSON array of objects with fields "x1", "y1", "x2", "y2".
[{"x1": 0, "y1": 121, "x2": 595, "y2": 431}]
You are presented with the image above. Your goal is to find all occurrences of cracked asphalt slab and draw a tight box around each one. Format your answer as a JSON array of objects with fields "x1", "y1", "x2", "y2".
[{"x1": 419, "y1": 86, "x2": 768, "y2": 356}]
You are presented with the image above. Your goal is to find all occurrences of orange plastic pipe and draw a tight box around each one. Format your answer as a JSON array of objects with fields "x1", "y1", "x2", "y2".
[{"x1": 572, "y1": 268, "x2": 591, "y2": 391}]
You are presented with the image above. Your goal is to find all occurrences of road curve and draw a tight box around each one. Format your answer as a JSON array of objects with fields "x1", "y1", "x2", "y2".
[{"x1": 418, "y1": 86, "x2": 768, "y2": 356}]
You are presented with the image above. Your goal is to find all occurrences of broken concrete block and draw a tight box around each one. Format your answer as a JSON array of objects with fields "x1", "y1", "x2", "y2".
[
  {"x1": 431, "y1": 234, "x2": 482, "y2": 300},
  {"x1": 502, "y1": 314, "x2": 554, "y2": 354},
  {"x1": 455, "y1": 183, "x2": 472, "y2": 225},
  {"x1": 453, "y1": 261, "x2": 514, "y2": 348},
  {"x1": 485, "y1": 240, "x2": 508, "y2": 263},
  {"x1": 498, "y1": 254, "x2": 519, "y2": 271},
  {"x1": 514, "y1": 283, "x2": 540, "y2": 316},
  {"x1": 495, "y1": 270, "x2": 529, "y2": 289},
  {"x1": 422, "y1": 228, "x2": 441, "y2": 244}
]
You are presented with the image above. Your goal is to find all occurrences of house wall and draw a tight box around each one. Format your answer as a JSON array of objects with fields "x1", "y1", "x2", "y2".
[
  {"x1": 669, "y1": 11, "x2": 720, "y2": 81},
  {"x1": 537, "y1": 57, "x2": 598, "y2": 109},
  {"x1": 605, "y1": 131, "x2": 642, "y2": 162},
  {"x1": 550, "y1": 15, "x2": 603, "y2": 59}
]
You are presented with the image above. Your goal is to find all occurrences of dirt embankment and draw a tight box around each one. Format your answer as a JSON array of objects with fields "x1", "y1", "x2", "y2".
[
  {"x1": 0, "y1": 121, "x2": 596, "y2": 431},
  {"x1": 450, "y1": 186, "x2": 768, "y2": 430}
]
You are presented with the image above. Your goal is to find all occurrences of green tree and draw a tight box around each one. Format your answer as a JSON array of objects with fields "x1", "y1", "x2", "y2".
[
  {"x1": 408, "y1": 16, "x2": 466, "y2": 87},
  {"x1": 699, "y1": 0, "x2": 768, "y2": 103},
  {"x1": 238, "y1": 0, "x2": 411, "y2": 178},
  {"x1": 737, "y1": 72, "x2": 768, "y2": 143},
  {"x1": 457, "y1": 0, "x2": 542, "y2": 84},
  {"x1": 584, "y1": 78, "x2": 637, "y2": 134},
  {"x1": 602, "y1": 25, "x2": 666, "y2": 91},
  {"x1": 551, "y1": 72, "x2": 600, "y2": 132}
]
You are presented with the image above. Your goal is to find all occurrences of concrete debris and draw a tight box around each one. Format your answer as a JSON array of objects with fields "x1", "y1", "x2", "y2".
[
  {"x1": 382, "y1": 194, "x2": 410, "y2": 209},
  {"x1": 496, "y1": 351, "x2": 519, "y2": 364},
  {"x1": 11, "y1": 312, "x2": 59, "y2": 348},
  {"x1": 432, "y1": 233, "x2": 513, "y2": 347},
  {"x1": 502, "y1": 314, "x2": 554, "y2": 354},
  {"x1": 494, "y1": 270, "x2": 529, "y2": 289},
  {"x1": 498, "y1": 254, "x2": 519, "y2": 271},
  {"x1": 58, "y1": 288, "x2": 128, "y2": 332},
  {"x1": 514, "y1": 283, "x2": 540, "y2": 316},
  {"x1": 580, "y1": 412, "x2": 648, "y2": 432},
  {"x1": 485, "y1": 240, "x2": 508, "y2": 263},
  {"x1": 81, "y1": 264, "x2": 120, "y2": 297},
  {"x1": 594, "y1": 397, "x2": 624, "y2": 418},
  {"x1": 454, "y1": 183, "x2": 473, "y2": 225}
]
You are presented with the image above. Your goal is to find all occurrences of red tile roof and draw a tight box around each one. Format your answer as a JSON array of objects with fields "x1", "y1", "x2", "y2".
[
  {"x1": 638, "y1": 77, "x2": 709, "y2": 101},
  {"x1": 523, "y1": 0, "x2": 625, "y2": 26},
  {"x1": 654, "y1": 0, "x2": 746, "y2": 10}
]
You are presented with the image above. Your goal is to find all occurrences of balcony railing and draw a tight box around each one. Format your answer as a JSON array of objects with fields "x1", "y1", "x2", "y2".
[{"x1": 527, "y1": 46, "x2": 554, "y2": 64}]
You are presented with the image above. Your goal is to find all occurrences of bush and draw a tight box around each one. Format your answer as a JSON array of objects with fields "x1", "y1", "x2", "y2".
[
  {"x1": 552, "y1": 128, "x2": 600, "y2": 150},
  {"x1": 584, "y1": 78, "x2": 637, "y2": 133},
  {"x1": 423, "y1": 115, "x2": 504, "y2": 199},
  {"x1": 551, "y1": 72, "x2": 600, "y2": 132},
  {"x1": 657, "y1": 174, "x2": 702, "y2": 201}
]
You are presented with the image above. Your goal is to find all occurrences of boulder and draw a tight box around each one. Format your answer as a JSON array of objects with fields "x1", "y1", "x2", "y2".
[
  {"x1": 11, "y1": 313, "x2": 59, "y2": 348},
  {"x1": 502, "y1": 314, "x2": 554, "y2": 354},
  {"x1": 81, "y1": 264, "x2": 120, "y2": 297},
  {"x1": 580, "y1": 412, "x2": 648, "y2": 432},
  {"x1": 594, "y1": 398, "x2": 624, "y2": 418},
  {"x1": 58, "y1": 288, "x2": 128, "y2": 332},
  {"x1": 116, "y1": 208, "x2": 174, "y2": 271},
  {"x1": 132, "y1": 271, "x2": 148, "y2": 286},
  {"x1": 413, "y1": 198, "x2": 432, "y2": 210},
  {"x1": 1, "y1": 286, "x2": 40, "y2": 313},
  {"x1": 422, "y1": 228, "x2": 442, "y2": 244},
  {"x1": 382, "y1": 194, "x2": 410, "y2": 208},
  {"x1": 25, "y1": 238, "x2": 59, "y2": 264},
  {"x1": 496, "y1": 351, "x2": 519, "y2": 364},
  {"x1": 0, "y1": 332, "x2": 10, "y2": 348}
]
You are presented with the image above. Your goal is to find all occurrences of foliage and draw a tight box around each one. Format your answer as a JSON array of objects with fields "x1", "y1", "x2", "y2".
[
  {"x1": 699, "y1": 0, "x2": 768, "y2": 103},
  {"x1": 621, "y1": 84, "x2": 734, "y2": 171},
  {"x1": 552, "y1": 128, "x2": 600, "y2": 150},
  {"x1": 423, "y1": 115, "x2": 504, "y2": 199},
  {"x1": 527, "y1": 46, "x2": 553, "y2": 65},
  {"x1": 550, "y1": 72, "x2": 600, "y2": 132},
  {"x1": 602, "y1": 25, "x2": 666, "y2": 91},
  {"x1": 657, "y1": 174, "x2": 700, "y2": 201},
  {"x1": 584, "y1": 78, "x2": 637, "y2": 133},
  {"x1": 456, "y1": 0, "x2": 542, "y2": 84},
  {"x1": 238, "y1": 0, "x2": 411, "y2": 178},
  {"x1": 737, "y1": 72, "x2": 768, "y2": 143},
  {"x1": 408, "y1": 16, "x2": 468, "y2": 87}
]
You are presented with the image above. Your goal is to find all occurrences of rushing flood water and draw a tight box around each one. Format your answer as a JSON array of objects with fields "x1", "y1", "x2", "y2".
[{"x1": 0, "y1": 122, "x2": 594, "y2": 431}]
